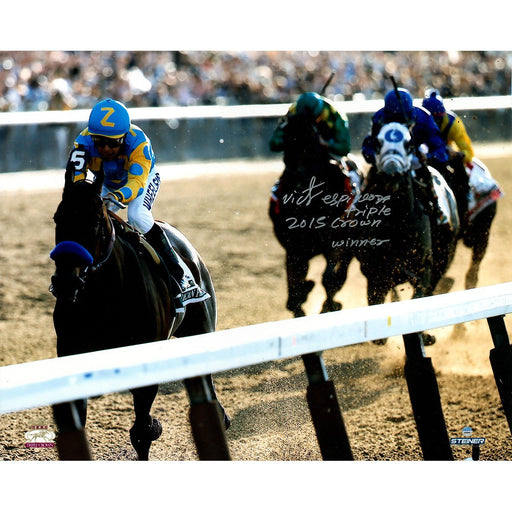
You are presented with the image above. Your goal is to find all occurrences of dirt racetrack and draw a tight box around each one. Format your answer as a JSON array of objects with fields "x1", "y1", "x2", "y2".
[{"x1": 1, "y1": 147, "x2": 511, "y2": 462}]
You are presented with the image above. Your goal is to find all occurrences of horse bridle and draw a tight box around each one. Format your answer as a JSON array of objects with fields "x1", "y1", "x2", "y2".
[
  {"x1": 91, "y1": 209, "x2": 116, "y2": 271},
  {"x1": 50, "y1": 203, "x2": 117, "y2": 301}
]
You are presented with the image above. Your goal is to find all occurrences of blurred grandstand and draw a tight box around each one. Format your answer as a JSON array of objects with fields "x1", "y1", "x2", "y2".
[{"x1": 1, "y1": 51, "x2": 511, "y2": 112}]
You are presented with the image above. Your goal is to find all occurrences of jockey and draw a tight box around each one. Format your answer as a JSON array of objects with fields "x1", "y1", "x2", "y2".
[
  {"x1": 422, "y1": 88, "x2": 473, "y2": 228},
  {"x1": 362, "y1": 87, "x2": 450, "y2": 220},
  {"x1": 422, "y1": 88, "x2": 474, "y2": 164},
  {"x1": 269, "y1": 91, "x2": 358, "y2": 207},
  {"x1": 65, "y1": 98, "x2": 187, "y2": 310},
  {"x1": 362, "y1": 87, "x2": 449, "y2": 168},
  {"x1": 270, "y1": 91, "x2": 351, "y2": 160}
]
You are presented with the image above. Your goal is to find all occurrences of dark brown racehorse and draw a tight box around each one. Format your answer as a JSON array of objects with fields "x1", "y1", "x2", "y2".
[
  {"x1": 349, "y1": 123, "x2": 459, "y2": 344},
  {"x1": 50, "y1": 168, "x2": 229, "y2": 460},
  {"x1": 455, "y1": 158, "x2": 502, "y2": 290},
  {"x1": 269, "y1": 113, "x2": 360, "y2": 317}
]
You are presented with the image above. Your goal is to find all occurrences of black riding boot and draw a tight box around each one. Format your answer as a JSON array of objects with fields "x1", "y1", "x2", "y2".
[
  {"x1": 145, "y1": 223, "x2": 186, "y2": 310},
  {"x1": 413, "y1": 164, "x2": 437, "y2": 218}
]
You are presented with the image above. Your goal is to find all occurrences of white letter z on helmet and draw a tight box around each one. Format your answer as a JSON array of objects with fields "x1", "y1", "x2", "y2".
[{"x1": 88, "y1": 99, "x2": 131, "y2": 138}]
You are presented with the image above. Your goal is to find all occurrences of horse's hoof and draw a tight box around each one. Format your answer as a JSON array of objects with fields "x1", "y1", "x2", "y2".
[
  {"x1": 372, "y1": 338, "x2": 388, "y2": 346},
  {"x1": 321, "y1": 300, "x2": 342, "y2": 313},
  {"x1": 130, "y1": 417, "x2": 162, "y2": 461},
  {"x1": 287, "y1": 280, "x2": 315, "y2": 315},
  {"x1": 423, "y1": 333, "x2": 436, "y2": 346},
  {"x1": 436, "y1": 276, "x2": 455, "y2": 294}
]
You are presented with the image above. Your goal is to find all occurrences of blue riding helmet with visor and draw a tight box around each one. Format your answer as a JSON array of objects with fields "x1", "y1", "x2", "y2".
[
  {"x1": 422, "y1": 89, "x2": 446, "y2": 115},
  {"x1": 383, "y1": 88, "x2": 414, "y2": 125},
  {"x1": 422, "y1": 89, "x2": 446, "y2": 128},
  {"x1": 88, "y1": 99, "x2": 130, "y2": 145}
]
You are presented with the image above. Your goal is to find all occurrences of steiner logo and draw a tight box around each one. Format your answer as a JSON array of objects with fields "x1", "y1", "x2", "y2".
[
  {"x1": 450, "y1": 438, "x2": 486, "y2": 445},
  {"x1": 24, "y1": 426, "x2": 56, "y2": 448},
  {"x1": 450, "y1": 426, "x2": 485, "y2": 446}
]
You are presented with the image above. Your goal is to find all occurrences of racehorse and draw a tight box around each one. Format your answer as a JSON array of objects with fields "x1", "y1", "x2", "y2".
[
  {"x1": 49, "y1": 167, "x2": 229, "y2": 460},
  {"x1": 349, "y1": 122, "x2": 459, "y2": 344},
  {"x1": 454, "y1": 157, "x2": 503, "y2": 290},
  {"x1": 269, "y1": 113, "x2": 361, "y2": 317}
]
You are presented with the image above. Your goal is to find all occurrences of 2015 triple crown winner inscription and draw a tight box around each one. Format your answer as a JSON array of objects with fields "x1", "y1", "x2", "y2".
[{"x1": 281, "y1": 176, "x2": 392, "y2": 248}]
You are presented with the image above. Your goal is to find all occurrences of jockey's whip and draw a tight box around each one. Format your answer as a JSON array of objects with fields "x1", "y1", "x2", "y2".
[
  {"x1": 320, "y1": 71, "x2": 336, "y2": 96},
  {"x1": 389, "y1": 74, "x2": 412, "y2": 125}
]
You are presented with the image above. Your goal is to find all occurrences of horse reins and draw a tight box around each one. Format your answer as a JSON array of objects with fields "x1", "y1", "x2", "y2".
[{"x1": 90, "y1": 207, "x2": 116, "y2": 272}]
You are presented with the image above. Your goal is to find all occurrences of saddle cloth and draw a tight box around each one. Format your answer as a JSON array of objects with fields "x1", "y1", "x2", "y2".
[
  {"x1": 467, "y1": 158, "x2": 504, "y2": 222},
  {"x1": 141, "y1": 234, "x2": 210, "y2": 307},
  {"x1": 175, "y1": 259, "x2": 211, "y2": 306},
  {"x1": 430, "y1": 168, "x2": 459, "y2": 230}
]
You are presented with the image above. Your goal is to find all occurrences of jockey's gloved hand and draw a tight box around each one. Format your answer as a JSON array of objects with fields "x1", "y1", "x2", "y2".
[
  {"x1": 411, "y1": 154, "x2": 422, "y2": 170},
  {"x1": 317, "y1": 133, "x2": 330, "y2": 148},
  {"x1": 66, "y1": 146, "x2": 91, "y2": 175},
  {"x1": 103, "y1": 192, "x2": 125, "y2": 211}
]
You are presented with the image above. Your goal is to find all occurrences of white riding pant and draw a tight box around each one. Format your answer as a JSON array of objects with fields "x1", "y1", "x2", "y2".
[{"x1": 102, "y1": 167, "x2": 161, "y2": 234}]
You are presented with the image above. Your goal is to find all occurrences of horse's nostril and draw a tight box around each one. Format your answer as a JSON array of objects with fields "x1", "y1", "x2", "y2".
[{"x1": 49, "y1": 276, "x2": 58, "y2": 298}]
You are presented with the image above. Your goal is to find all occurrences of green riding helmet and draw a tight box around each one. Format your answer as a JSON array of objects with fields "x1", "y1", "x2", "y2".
[{"x1": 295, "y1": 92, "x2": 325, "y2": 119}]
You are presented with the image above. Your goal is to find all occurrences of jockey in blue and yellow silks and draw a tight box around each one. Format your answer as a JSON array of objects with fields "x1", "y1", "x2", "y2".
[
  {"x1": 66, "y1": 98, "x2": 189, "y2": 310},
  {"x1": 422, "y1": 88, "x2": 474, "y2": 166},
  {"x1": 422, "y1": 89, "x2": 473, "y2": 230},
  {"x1": 71, "y1": 114, "x2": 156, "y2": 225}
]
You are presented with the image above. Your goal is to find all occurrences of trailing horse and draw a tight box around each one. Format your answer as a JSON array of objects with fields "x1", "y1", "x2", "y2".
[
  {"x1": 446, "y1": 157, "x2": 503, "y2": 291},
  {"x1": 269, "y1": 112, "x2": 361, "y2": 317},
  {"x1": 348, "y1": 122, "x2": 459, "y2": 344},
  {"x1": 49, "y1": 168, "x2": 229, "y2": 460}
]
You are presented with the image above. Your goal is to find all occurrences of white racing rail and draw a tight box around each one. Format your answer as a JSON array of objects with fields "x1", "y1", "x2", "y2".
[
  {"x1": 0, "y1": 95, "x2": 510, "y2": 126},
  {"x1": 1, "y1": 282, "x2": 511, "y2": 416}
]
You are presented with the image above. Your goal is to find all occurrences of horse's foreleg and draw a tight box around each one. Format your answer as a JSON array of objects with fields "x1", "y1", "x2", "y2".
[
  {"x1": 205, "y1": 374, "x2": 231, "y2": 429},
  {"x1": 466, "y1": 257, "x2": 481, "y2": 290},
  {"x1": 129, "y1": 384, "x2": 162, "y2": 460},
  {"x1": 465, "y1": 237, "x2": 488, "y2": 290},
  {"x1": 368, "y1": 280, "x2": 391, "y2": 345},
  {"x1": 409, "y1": 262, "x2": 438, "y2": 346},
  {"x1": 286, "y1": 252, "x2": 313, "y2": 317},
  {"x1": 463, "y1": 203, "x2": 496, "y2": 290},
  {"x1": 321, "y1": 251, "x2": 351, "y2": 313},
  {"x1": 52, "y1": 400, "x2": 91, "y2": 460},
  {"x1": 431, "y1": 224, "x2": 457, "y2": 292}
]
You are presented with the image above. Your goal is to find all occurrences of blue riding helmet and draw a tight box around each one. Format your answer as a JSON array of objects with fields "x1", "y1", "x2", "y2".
[
  {"x1": 88, "y1": 98, "x2": 131, "y2": 138},
  {"x1": 383, "y1": 88, "x2": 414, "y2": 123},
  {"x1": 295, "y1": 92, "x2": 325, "y2": 119},
  {"x1": 422, "y1": 89, "x2": 446, "y2": 116}
]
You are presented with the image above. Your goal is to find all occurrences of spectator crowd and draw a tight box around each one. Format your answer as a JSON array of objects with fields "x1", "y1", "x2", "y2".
[{"x1": 1, "y1": 50, "x2": 511, "y2": 112}]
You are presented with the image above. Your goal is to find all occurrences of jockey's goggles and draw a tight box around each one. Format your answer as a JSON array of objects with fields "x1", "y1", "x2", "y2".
[{"x1": 92, "y1": 135, "x2": 125, "y2": 148}]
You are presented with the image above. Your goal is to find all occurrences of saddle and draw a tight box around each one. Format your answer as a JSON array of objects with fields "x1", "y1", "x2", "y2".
[
  {"x1": 107, "y1": 212, "x2": 209, "y2": 308},
  {"x1": 107, "y1": 210, "x2": 160, "y2": 263}
]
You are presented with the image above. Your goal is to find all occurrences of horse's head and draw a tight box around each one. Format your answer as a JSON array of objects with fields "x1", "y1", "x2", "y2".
[
  {"x1": 50, "y1": 168, "x2": 113, "y2": 303},
  {"x1": 375, "y1": 122, "x2": 414, "y2": 177},
  {"x1": 282, "y1": 113, "x2": 330, "y2": 160}
]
